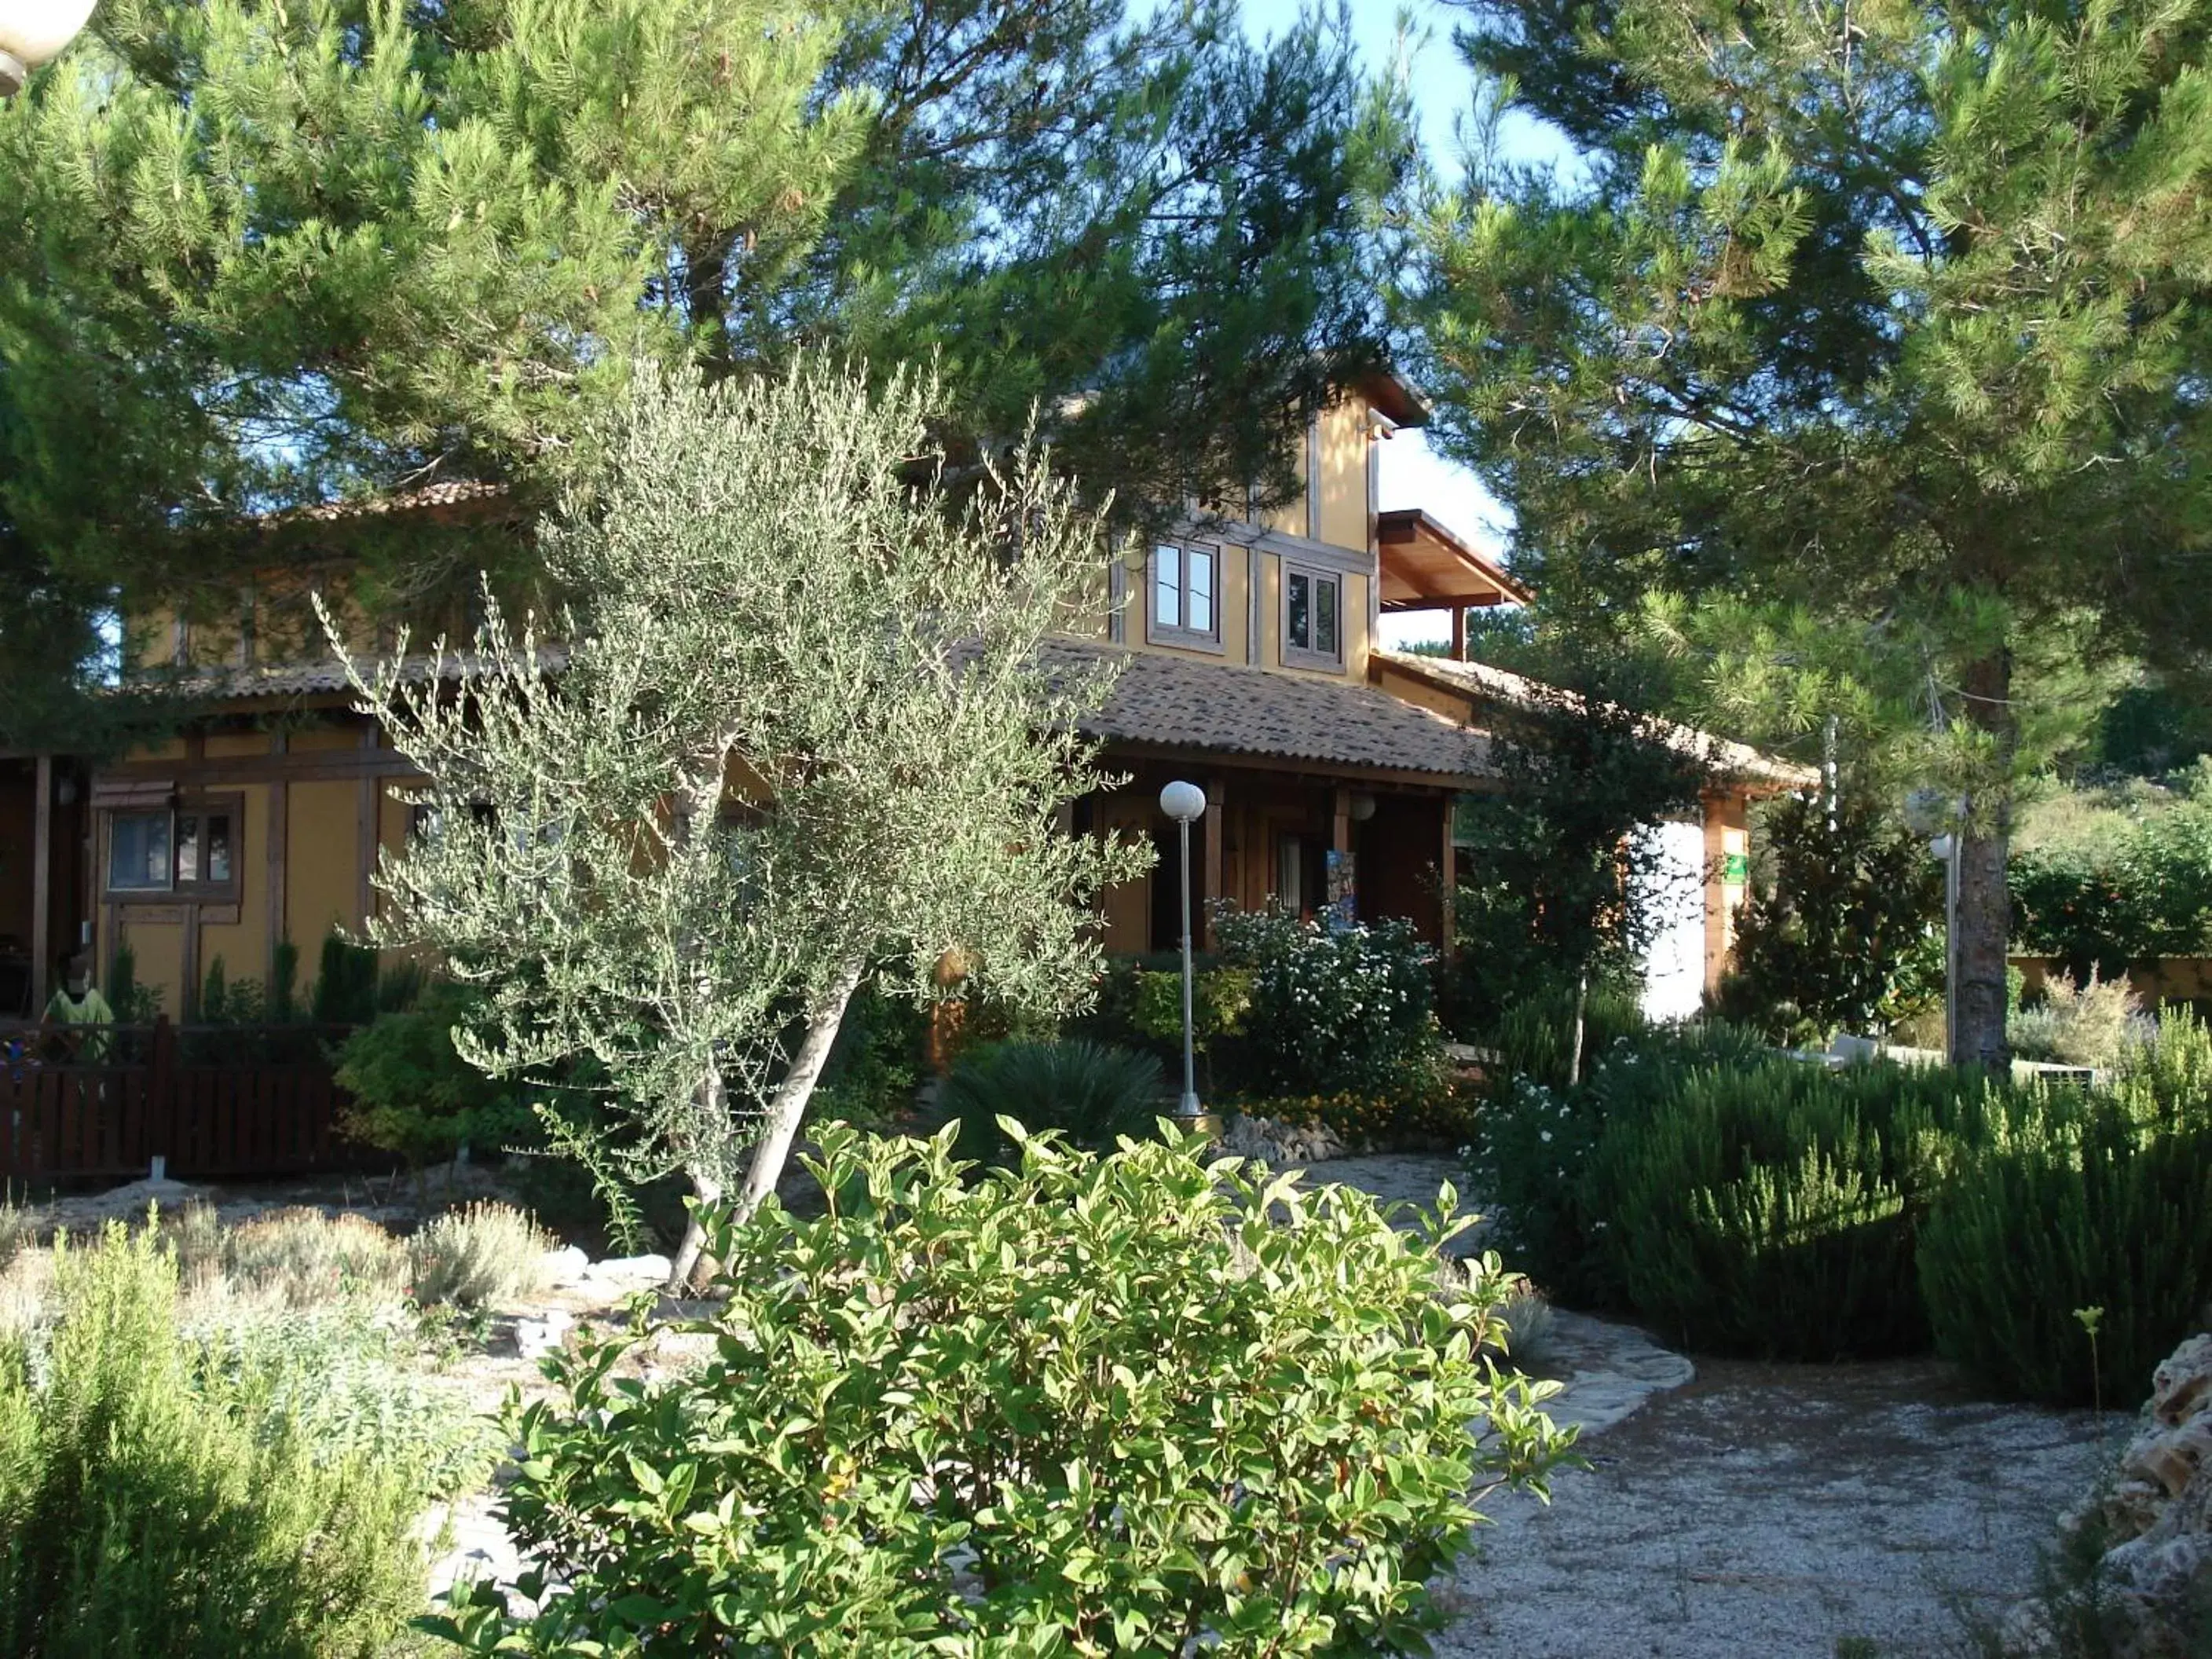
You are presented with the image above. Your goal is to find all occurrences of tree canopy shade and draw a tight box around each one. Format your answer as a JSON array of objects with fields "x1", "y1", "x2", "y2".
[
  {"x1": 342, "y1": 362, "x2": 1146, "y2": 1288},
  {"x1": 1416, "y1": 0, "x2": 2212, "y2": 1065},
  {"x1": 0, "y1": 0, "x2": 1408, "y2": 745}
]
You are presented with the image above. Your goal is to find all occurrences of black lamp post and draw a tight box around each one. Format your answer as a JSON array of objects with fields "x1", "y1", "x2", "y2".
[{"x1": 1158, "y1": 779, "x2": 1217, "y2": 1135}]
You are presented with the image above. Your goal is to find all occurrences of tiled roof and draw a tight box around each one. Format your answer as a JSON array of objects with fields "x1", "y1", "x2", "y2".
[
  {"x1": 1374, "y1": 650, "x2": 1818, "y2": 790},
  {"x1": 1046, "y1": 640, "x2": 1496, "y2": 781},
  {"x1": 136, "y1": 642, "x2": 568, "y2": 702},
  {"x1": 260, "y1": 480, "x2": 512, "y2": 527},
  {"x1": 139, "y1": 638, "x2": 1500, "y2": 782}
]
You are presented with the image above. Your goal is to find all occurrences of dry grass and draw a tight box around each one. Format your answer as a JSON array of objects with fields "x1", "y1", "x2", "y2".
[{"x1": 214, "y1": 1207, "x2": 410, "y2": 1306}]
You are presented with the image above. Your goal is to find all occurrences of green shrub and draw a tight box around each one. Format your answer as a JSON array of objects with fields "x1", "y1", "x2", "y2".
[
  {"x1": 335, "y1": 980, "x2": 534, "y2": 1168},
  {"x1": 1469, "y1": 1016, "x2": 1770, "y2": 1308},
  {"x1": 427, "y1": 1122, "x2": 1574, "y2": 1657},
  {"x1": 189, "y1": 1298, "x2": 500, "y2": 1500},
  {"x1": 0, "y1": 1192, "x2": 38, "y2": 1274},
  {"x1": 1918, "y1": 1086, "x2": 2212, "y2": 1407},
  {"x1": 1487, "y1": 981, "x2": 1646, "y2": 1093},
  {"x1": 407, "y1": 1200, "x2": 552, "y2": 1309},
  {"x1": 2113, "y1": 1000, "x2": 2212, "y2": 1107},
  {"x1": 1581, "y1": 1059, "x2": 1987, "y2": 1358},
  {"x1": 1709, "y1": 789, "x2": 1946, "y2": 1046},
  {"x1": 1240, "y1": 1079, "x2": 1480, "y2": 1153},
  {"x1": 940, "y1": 1038, "x2": 1164, "y2": 1161},
  {"x1": 0, "y1": 1222, "x2": 431, "y2": 1657},
  {"x1": 2012, "y1": 795, "x2": 2212, "y2": 980},
  {"x1": 2008, "y1": 969, "x2": 2144, "y2": 1070},
  {"x1": 1214, "y1": 906, "x2": 1443, "y2": 1098},
  {"x1": 309, "y1": 933, "x2": 384, "y2": 1026}
]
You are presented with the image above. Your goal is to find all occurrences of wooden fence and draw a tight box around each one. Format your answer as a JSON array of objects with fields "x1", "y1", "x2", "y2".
[{"x1": 0, "y1": 1019, "x2": 362, "y2": 1181}]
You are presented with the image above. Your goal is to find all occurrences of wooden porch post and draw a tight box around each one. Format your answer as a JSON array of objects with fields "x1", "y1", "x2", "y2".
[
  {"x1": 30, "y1": 753, "x2": 53, "y2": 1016},
  {"x1": 355, "y1": 723, "x2": 380, "y2": 930},
  {"x1": 1202, "y1": 774, "x2": 1225, "y2": 950},
  {"x1": 1450, "y1": 604, "x2": 1467, "y2": 661},
  {"x1": 1438, "y1": 794, "x2": 1458, "y2": 958}
]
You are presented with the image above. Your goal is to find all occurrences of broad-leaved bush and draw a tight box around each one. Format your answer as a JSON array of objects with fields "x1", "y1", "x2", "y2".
[
  {"x1": 1214, "y1": 906, "x2": 1443, "y2": 1101},
  {"x1": 430, "y1": 1122, "x2": 1573, "y2": 1656}
]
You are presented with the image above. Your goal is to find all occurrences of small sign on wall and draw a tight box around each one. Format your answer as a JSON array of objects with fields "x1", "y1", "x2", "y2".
[
  {"x1": 1722, "y1": 851, "x2": 1750, "y2": 884},
  {"x1": 1324, "y1": 848, "x2": 1357, "y2": 931}
]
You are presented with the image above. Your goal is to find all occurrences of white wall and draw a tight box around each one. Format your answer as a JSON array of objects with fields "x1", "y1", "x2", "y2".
[{"x1": 1635, "y1": 819, "x2": 1708, "y2": 1024}]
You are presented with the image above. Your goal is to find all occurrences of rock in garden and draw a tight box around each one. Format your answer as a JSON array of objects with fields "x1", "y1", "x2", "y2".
[
  {"x1": 514, "y1": 1308, "x2": 573, "y2": 1360},
  {"x1": 2053, "y1": 1328, "x2": 2212, "y2": 1657},
  {"x1": 2153, "y1": 1335, "x2": 2212, "y2": 1426},
  {"x1": 587, "y1": 1253, "x2": 671, "y2": 1285},
  {"x1": 539, "y1": 1245, "x2": 590, "y2": 1287},
  {"x1": 1219, "y1": 1113, "x2": 1347, "y2": 1166}
]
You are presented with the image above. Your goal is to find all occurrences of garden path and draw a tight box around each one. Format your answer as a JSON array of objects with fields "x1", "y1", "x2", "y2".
[{"x1": 1307, "y1": 1152, "x2": 2113, "y2": 1659}]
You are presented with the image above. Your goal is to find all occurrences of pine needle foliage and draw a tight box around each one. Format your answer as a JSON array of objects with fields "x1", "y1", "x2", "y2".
[{"x1": 1419, "y1": 0, "x2": 2212, "y2": 1067}]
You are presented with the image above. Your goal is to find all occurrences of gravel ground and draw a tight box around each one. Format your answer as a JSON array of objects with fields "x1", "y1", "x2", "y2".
[
  {"x1": 1433, "y1": 1359, "x2": 2108, "y2": 1659},
  {"x1": 1302, "y1": 1153, "x2": 2111, "y2": 1659}
]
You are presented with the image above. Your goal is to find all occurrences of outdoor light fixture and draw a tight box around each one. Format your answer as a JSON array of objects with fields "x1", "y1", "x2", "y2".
[
  {"x1": 1349, "y1": 793, "x2": 1377, "y2": 823},
  {"x1": 0, "y1": 0, "x2": 96, "y2": 94},
  {"x1": 1158, "y1": 780, "x2": 1215, "y2": 1134}
]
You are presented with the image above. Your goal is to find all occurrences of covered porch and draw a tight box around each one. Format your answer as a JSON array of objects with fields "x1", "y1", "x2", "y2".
[
  {"x1": 1046, "y1": 638, "x2": 1500, "y2": 954},
  {"x1": 1083, "y1": 756, "x2": 1465, "y2": 955},
  {"x1": 0, "y1": 753, "x2": 91, "y2": 1024}
]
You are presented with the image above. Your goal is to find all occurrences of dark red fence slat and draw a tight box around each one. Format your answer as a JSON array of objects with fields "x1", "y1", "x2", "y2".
[{"x1": 0, "y1": 1020, "x2": 364, "y2": 1181}]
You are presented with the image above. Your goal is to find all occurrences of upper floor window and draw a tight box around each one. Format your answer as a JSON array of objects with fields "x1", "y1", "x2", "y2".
[
  {"x1": 1283, "y1": 564, "x2": 1342, "y2": 669},
  {"x1": 1148, "y1": 543, "x2": 1220, "y2": 650},
  {"x1": 105, "y1": 797, "x2": 240, "y2": 900}
]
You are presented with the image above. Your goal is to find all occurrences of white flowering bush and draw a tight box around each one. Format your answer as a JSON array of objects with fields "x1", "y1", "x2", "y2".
[
  {"x1": 1467, "y1": 1019, "x2": 1767, "y2": 1306},
  {"x1": 1213, "y1": 906, "x2": 1443, "y2": 1100}
]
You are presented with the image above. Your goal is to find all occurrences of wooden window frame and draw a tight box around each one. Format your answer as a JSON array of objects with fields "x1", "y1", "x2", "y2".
[
  {"x1": 103, "y1": 792, "x2": 244, "y2": 905},
  {"x1": 1146, "y1": 542, "x2": 1224, "y2": 653},
  {"x1": 1280, "y1": 562, "x2": 1344, "y2": 671}
]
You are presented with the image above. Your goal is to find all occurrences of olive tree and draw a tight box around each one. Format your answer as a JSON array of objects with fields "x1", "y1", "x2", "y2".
[{"x1": 338, "y1": 363, "x2": 1144, "y2": 1284}]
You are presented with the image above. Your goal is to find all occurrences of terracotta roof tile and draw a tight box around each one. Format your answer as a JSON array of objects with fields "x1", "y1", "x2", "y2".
[
  {"x1": 261, "y1": 480, "x2": 512, "y2": 526},
  {"x1": 1047, "y1": 639, "x2": 1496, "y2": 780},
  {"x1": 1375, "y1": 650, "x2": 1818, "y2": 790},
  {"x1": 139, "y1": 638, "x2": 1501, "y2": 782}
]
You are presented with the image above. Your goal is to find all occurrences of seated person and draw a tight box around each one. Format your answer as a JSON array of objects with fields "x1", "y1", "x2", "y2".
[{"x1": 43, "y1": 953, "x2": 115, "y2": 1061}]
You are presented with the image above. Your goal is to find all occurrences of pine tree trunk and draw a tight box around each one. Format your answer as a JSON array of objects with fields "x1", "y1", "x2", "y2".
[
  {"x1": 1954, "y1": 650, "x2": 2015, "y2": 1071},
  {"x1": 730, "y1": 958, "x2": 866, "y2": 1227}
]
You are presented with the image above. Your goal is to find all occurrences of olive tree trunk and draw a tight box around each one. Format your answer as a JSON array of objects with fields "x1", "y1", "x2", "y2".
[
  {"x1": 733, "y1": 958, "x2": 866, "y2": 1220},
  {"x1": 663, "y1": 959, "x2": 867, "y2": 1292}
]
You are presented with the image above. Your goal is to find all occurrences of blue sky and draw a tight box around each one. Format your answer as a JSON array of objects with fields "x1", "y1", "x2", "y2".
[{"x1": 1232, "y1": 0, "x2": 1562, "y2": 642}]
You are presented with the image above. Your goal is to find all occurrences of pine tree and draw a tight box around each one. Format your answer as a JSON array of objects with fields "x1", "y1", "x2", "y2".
[
  {"x1": 1417, "y1": 0, "x2": 2212, "y2": 1065},
  {"x1": 0, "y1": 0, "x2": 1407, "y2": 745}
]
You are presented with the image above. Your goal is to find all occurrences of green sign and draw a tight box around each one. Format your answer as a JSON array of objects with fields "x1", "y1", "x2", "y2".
[{"x1": 1722, "y1": 851, "x2": 1750, "y2": 884}]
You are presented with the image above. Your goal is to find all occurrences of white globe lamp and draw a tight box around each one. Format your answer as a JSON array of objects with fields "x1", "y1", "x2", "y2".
[{"x1": 0, "y1": 0, "x2": 97, "y2": 95}]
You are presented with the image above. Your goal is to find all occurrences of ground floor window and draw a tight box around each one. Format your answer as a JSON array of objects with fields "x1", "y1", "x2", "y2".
[{"x1": 104, "y1": 797, "x2": 239, "y2": 900}]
